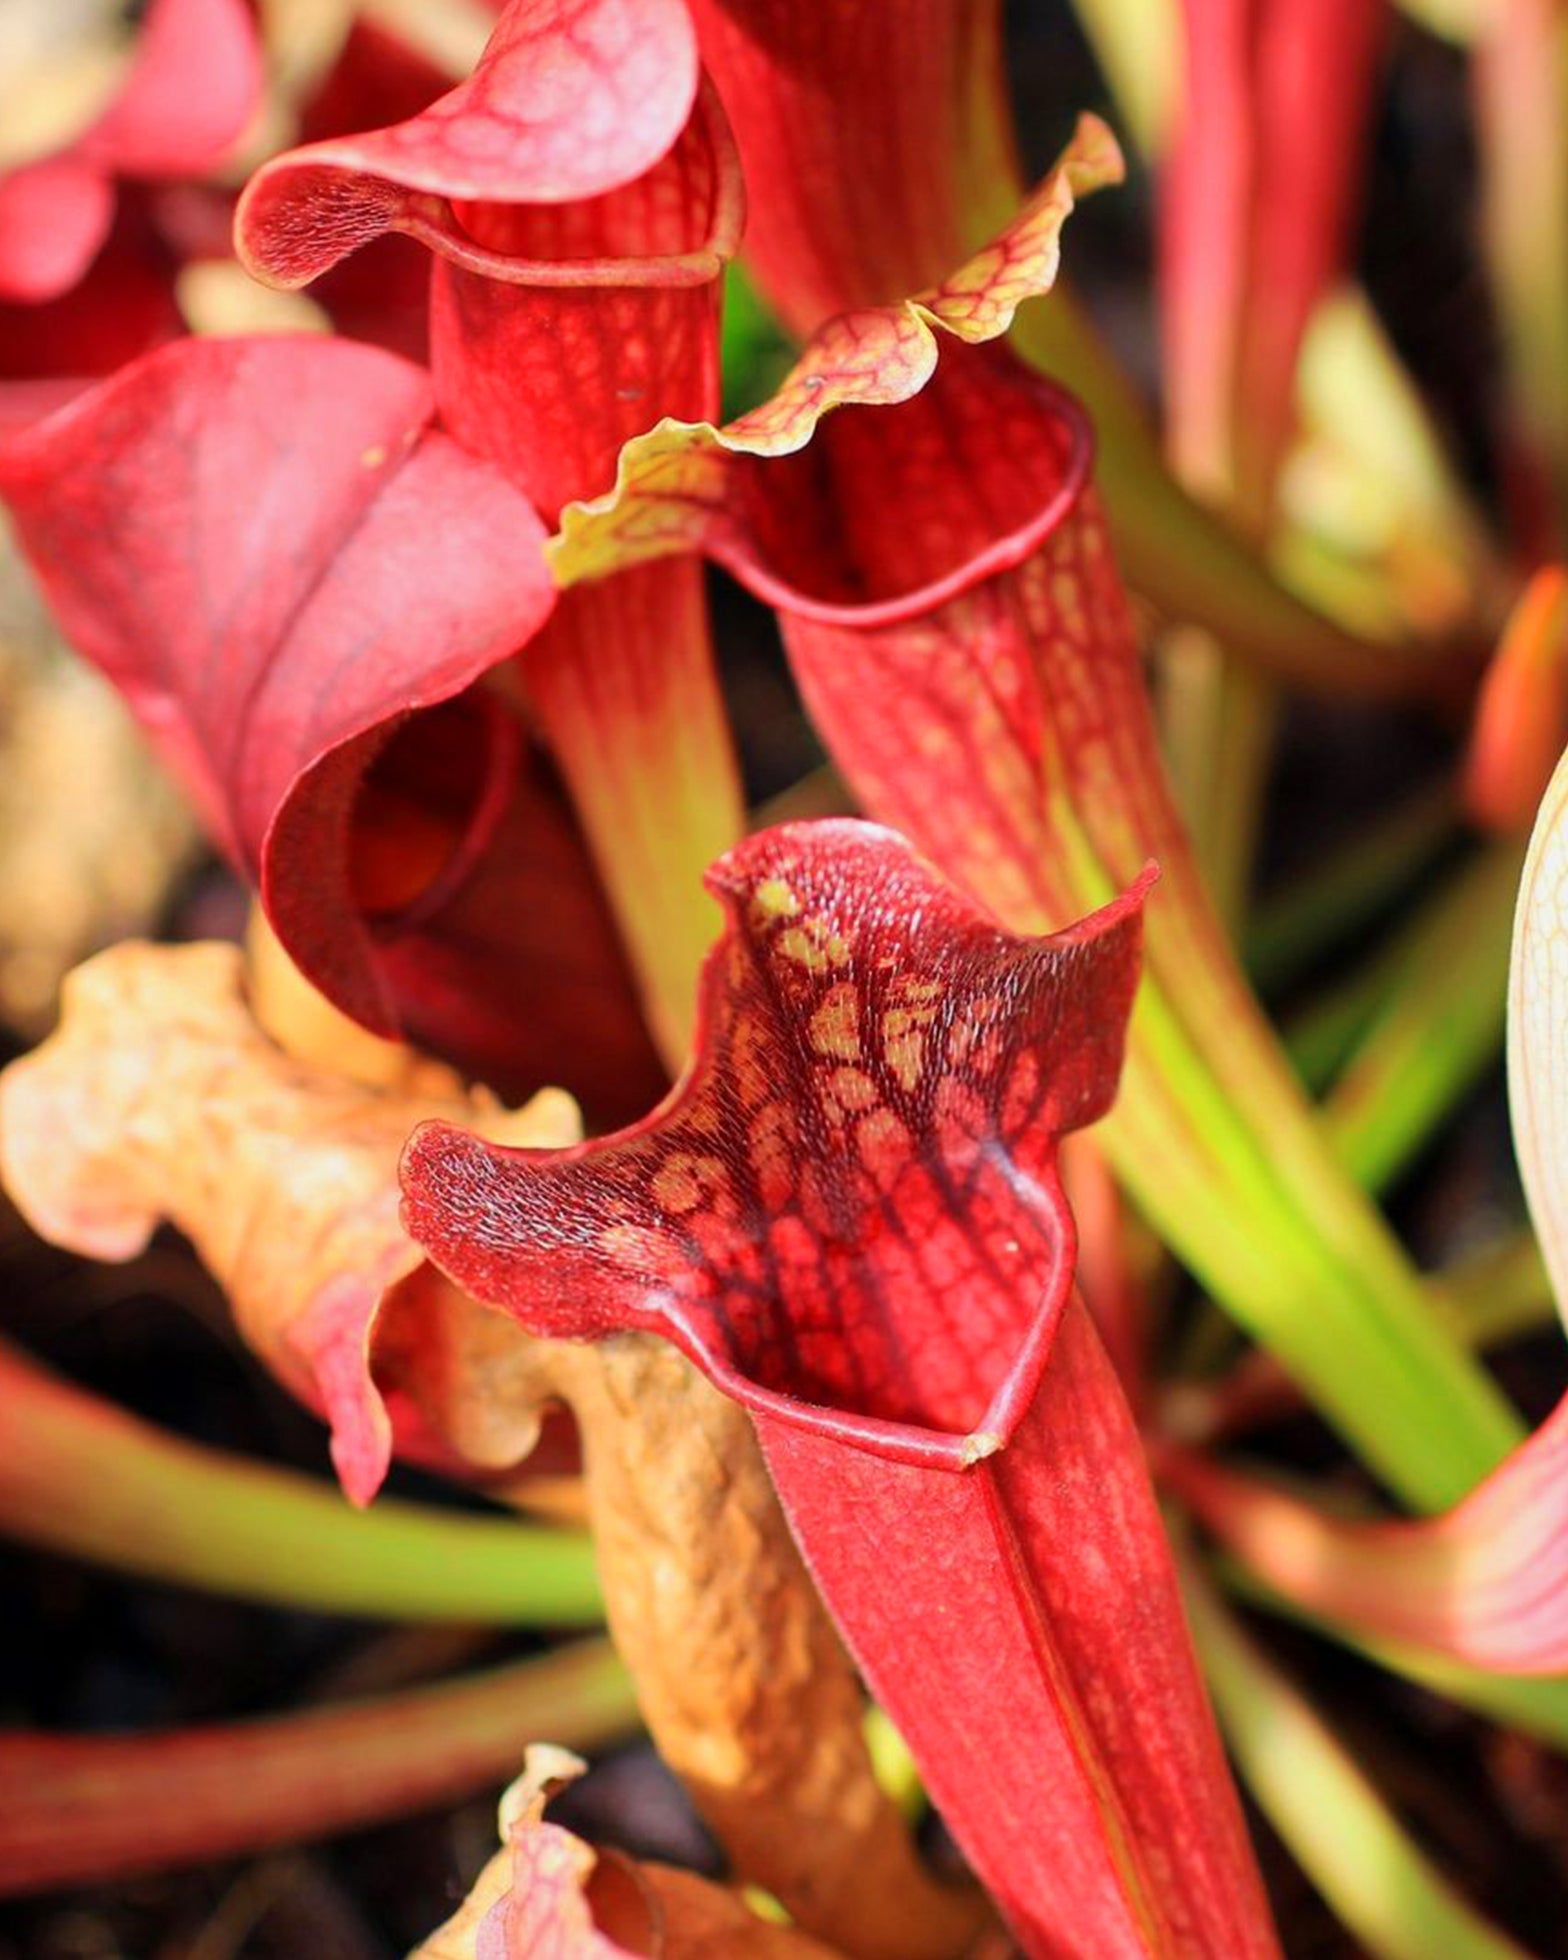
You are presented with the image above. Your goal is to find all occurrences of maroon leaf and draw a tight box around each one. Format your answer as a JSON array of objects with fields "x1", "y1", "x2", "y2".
[{"x1": 403, "y1": 819, "x2": 1280, "y2": 1958}]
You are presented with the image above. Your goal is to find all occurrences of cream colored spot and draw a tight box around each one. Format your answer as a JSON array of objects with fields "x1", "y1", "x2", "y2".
[
  {"x1": 778, "y1": 919, "x2": 851, "y2": 972},
  {"x1": 750, "y1": 1103, "x2": 797, "y2": 1209},
  {"x1": 810, "y1": 984, "x2": 861, "y2": 1060},
  {"x1": 750, "y1": 876, "x2": 800, "y2": 925},
  {"x1": 650, "y1": 1152, "x2": 727, "y2": 1216},
  {"x1": 883, "y1": 1001, "x2": 939, "y2": 1093},
  {"x1": 856, "y1": 1107, "x2": 910, "y2": 1171},
  {"x1": 730, "y1": 1013, "x2": 771, "y2": 1111},
  {"x1": 651, "y1": 1155, "x2": 702, "y2": 1214},
  {"x1": 827, "y1": 1066, "x2": 878, "y2": 1114}
]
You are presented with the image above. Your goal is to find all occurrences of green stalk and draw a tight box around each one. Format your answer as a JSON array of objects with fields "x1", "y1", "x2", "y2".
[
  {"x1": 1010, "y1": 293, "x2": 1456, "y2": 703},
  {"x1": 1439, "y1": 1230, "x2": 1555, "y2": 1348},
  {"x1": 1284, "y1": 950, "x2": 1406, "y2": 1096},
  {"x1": 1217, "y1": 1556, "x2": 1568, "y2": 1757},
  {"x1": 1158, "y1": 631, "x2": 1278, "y2": 931},
  {"x1": 1183, "y1": 1555, "x2": 1532, "y2": 1959},
  {"x1": 0, "y1": 1339, "x2": 603, "y2": 1625},
  {"x1": 0, "y1": 1640, "x2": 637, "y2": 1896},
  {"x1": 1066, "y1": 0, "x2": 1179, "y2": 154},
  {"x1": 1321, "y1": 843, "x2": 1521, "y2": 1192},
  {"x1": 1048, "y1": 801, "x2": 1521, "y2": 1512},
  {"x1": 1245, "y1": 781, "x2": 1458, "y2": 993},
  {"x1": 721, "y1": 263, "x2": 795, "y2": 416}
]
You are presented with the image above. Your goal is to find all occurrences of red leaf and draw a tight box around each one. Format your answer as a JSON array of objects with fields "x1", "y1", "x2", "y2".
[
  {"x1": 238, "y1": 9, "x2": 748, "y2": 1063},
  {"x1": 403, "y1": 820, "x2": 1280, "y2": 1957},
  {"x1": 0, "y1": 335, "x2": 662, "y2": 1106},
  {"x1": 0, "y1": 0, "x2": 260, "y2": 303},
  {"x1": 237, "y1": 0, "x2": 700, "y2": 288},
  {"x1": 1163, "y1": 1414, "x2": 1568, "y2": 1674},
  {"x1": 688, "y1": 0, "x2": 1019, "y2": 336},
  {"x1": 1159, "y1": 0, "x2": 1385, "y2": 507}
]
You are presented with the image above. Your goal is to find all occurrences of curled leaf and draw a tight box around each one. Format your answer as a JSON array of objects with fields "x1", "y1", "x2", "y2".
[
  {"x1": 237, "y1": 5, "x2": 748, "y2": 1063},
  {"x1": 237, "y1": 0, "x2": 701, "y2": 286},
  {"x1": 0, "y1": 334, "x2": 664, "y2": 1110},
  {"x1": 550, "y1": 113, "x2": 1123, "y2": 587}
]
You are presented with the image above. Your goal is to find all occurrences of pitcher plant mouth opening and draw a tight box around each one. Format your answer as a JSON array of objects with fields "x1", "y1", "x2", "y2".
[
  {"x1": 440, "y1": 81, "x2": 744, "y2": 290},
  {"x1": 237, "y1": 57, "x2": 743, "y2": 295},
  {"x1": 345, "y1": 693, "x2": 519, "y2": 930},
  {"x1": 707, "y1": 355, "x2": 1094, "y2": 626},
  {"x1": 408, "y1": 1121, "x2": 1081, "y2": 1471},
  {"x1": 402, "y1": 821, "x2": 1155, "y2": 1469}
]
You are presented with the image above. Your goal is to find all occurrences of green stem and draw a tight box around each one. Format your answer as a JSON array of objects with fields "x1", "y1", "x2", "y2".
[
  {"x1": 1320, "y1": 843, "x2": 1522, "y2": 1192},
  {"x1": 1216, "y1": 1555, "x2": 1568, "y2": 1757},
  {"x1": 1439, "y1": 1230, "x2": 1555, "y2": 1348},
  {"x1": 1066, "y1": 0, "x2": 1179, "y2": 154},
  {"x1": 1182, "y1": 1554, "x2": 1532, "y2": 1959},
  {"x1": 1245, "y1": 781, "x2": 1459, "y2": 994},
  {"x1": 1285, "y1": 954, "x2": 1404, "y2": 1096},
  {"x1": 1042, "y1": 793, "x2": 1521, "y2": 1511},
  {"x1": 1010, "y1": 292, "x2": 1459, "y2": 703},
  {"x1": 1158, "y1": 631, "x2": 1278, "y2": 931},
  {"x1": 0, "y1": 1339, "x2": 603, "y2": 1625},
  {"x1": 0, "y1": 1640, "x2": 637, "y2": 1896}
]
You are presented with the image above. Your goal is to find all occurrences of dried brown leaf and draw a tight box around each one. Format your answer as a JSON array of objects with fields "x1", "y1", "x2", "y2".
[
  {"x1": 0, "y1": 937, "x2": 575, "y2": 1499},
  {"x1": 377, "y1": 1285, "x2": 986, "y2": 1960},
  {"x1": 412, "y1": 1746, "x2": 845, "y2": 1960}
]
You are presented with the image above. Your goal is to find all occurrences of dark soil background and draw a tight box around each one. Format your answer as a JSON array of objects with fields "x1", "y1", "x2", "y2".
[{"x1": 4, "y1": 5, "x2": 1567, "y2": 1956}]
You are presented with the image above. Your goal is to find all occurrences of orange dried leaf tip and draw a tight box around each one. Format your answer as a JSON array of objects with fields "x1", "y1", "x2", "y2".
[
  {"x1": 414, "y1": 1748, "x2": 845, "y2": 1959},
  {"x1": 1464, "y1": 565, "x2": 1568, "y2": 835},
  {"x1": 0, "y1": 939, "x2": 578, "y2": 1503}
]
